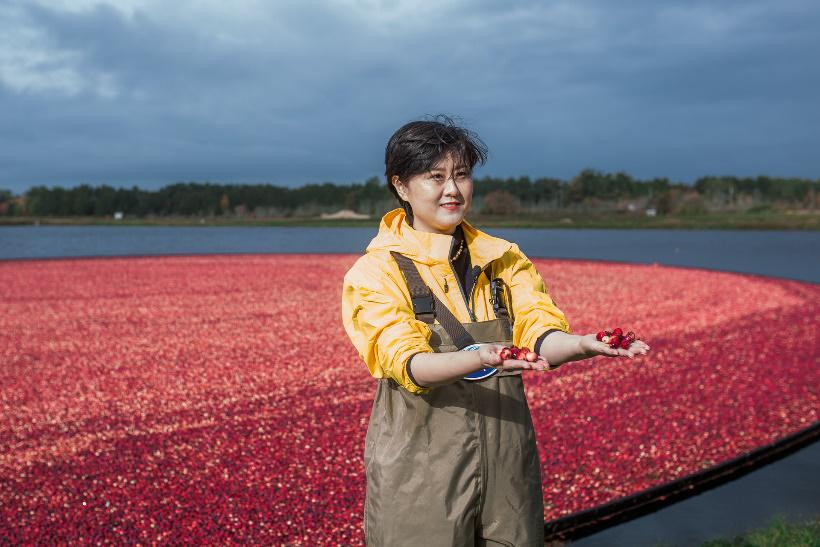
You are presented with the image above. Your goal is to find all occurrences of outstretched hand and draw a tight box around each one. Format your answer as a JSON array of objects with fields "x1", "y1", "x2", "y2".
[
  {"x1": 478, "y1": 344, "x2": 551, "y2": 372},
  {"x1": 579, "y1": 333, "x2": 651, "y2": 360}
]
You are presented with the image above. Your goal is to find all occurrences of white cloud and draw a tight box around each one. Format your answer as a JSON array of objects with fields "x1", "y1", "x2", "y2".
[
  {"x1": 0, "y1": 3, "x2": 119, "y2": 97},
  {"x1": 30, "y1": 0, "x2": 149, "y2": 16}
]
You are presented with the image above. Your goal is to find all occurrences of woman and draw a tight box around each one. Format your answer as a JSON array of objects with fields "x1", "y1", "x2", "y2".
[{"x1": 341, "y1": 117, "x2": 650, "y2": 546}]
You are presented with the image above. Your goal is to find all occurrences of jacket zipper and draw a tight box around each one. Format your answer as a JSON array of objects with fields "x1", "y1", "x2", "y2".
[
  {"x1": 449, "y1": 237, "x2": 477, "y2": 322},
  {"x1": 469, "y1": 264, "x2": 489, "y2": 321},
  {"x1": 449, "y1": 260, "x2": 477, "y2": 322}
]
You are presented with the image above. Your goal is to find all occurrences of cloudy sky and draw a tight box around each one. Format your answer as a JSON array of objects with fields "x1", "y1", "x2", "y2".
[{"x1": 1, "y1": 0, "x2": 818, "y2": 193}]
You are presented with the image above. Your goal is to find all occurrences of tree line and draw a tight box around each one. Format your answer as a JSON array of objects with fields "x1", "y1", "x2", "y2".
[{"x1": 1, "y1": 170, "x2": 816, "y2": 217}]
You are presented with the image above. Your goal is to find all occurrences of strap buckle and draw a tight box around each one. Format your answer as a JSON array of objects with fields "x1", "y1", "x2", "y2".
[
  {"x1": 411, "y1": 294, "x2": 435, "y2": 316},
  {"x1": 491, "y1": 279, "x2": 509, "y2": 318}
]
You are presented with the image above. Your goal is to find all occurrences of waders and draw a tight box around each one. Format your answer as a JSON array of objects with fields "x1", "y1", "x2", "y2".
[{"x1": 362, "y1": 253, "x2": 545, "y2": 547}]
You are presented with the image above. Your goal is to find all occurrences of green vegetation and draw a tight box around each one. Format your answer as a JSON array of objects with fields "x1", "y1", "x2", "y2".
[
  {"x1": 699, "y1": 514, "x2": 820, "y2": 546},
  {"x1": 1, "y1": 170, "x2": 817, "y2": 230}
]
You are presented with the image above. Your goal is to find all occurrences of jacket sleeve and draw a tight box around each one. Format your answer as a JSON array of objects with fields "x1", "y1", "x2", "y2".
[
  {"x1": 498, "y1": 244, "x2": 571, "y2": 351},
  {"x1": 341, "y1": 260, "x2": 434, "y2": 395}
]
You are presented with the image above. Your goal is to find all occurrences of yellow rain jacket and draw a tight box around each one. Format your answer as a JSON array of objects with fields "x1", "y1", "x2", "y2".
[
  {"x1": 342, "y1": 208, "x2": 573, "y2": 546},
  {"x1": 342, "y1": 208, "x2": 571, "y2": 394}
]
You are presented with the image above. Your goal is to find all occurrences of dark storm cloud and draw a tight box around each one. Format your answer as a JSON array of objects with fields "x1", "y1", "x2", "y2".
[{"x1": 0, "y1": 0, "x2": 818, "y2": 193}]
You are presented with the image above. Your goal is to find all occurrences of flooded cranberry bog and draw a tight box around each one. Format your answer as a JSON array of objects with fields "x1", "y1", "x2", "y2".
[{"x1": 1, "y1": 255, "x2": 817, "y2": 545}]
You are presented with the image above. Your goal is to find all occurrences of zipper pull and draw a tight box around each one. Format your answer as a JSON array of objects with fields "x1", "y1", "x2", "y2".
[
  {"x1": 471, "y1": 266, "x2": 481, "y2": 285},
  {"x1": 443, "y1": 278, "x2": 449, "y2": 293}
]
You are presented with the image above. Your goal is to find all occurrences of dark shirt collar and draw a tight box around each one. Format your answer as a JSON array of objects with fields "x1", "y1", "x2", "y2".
[{"x1": 449, "y1": 224, "x2": 465, "y2": 260}]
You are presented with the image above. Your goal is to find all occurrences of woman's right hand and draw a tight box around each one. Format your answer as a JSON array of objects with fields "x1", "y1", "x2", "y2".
[{"x1": 479, "y1": 344, "x2": 551, "y2": 372}]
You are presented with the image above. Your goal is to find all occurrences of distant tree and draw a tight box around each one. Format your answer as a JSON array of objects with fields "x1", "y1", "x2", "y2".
[
  {"x1": 481, "y1": 190, "x2": 521, "y2": 215},
  {"x1": 567, "y1": 169, "x2": 602, "y2": 204},
  {"x1": 0, "y1": 189, "x2": 11, "y2": 215},
  {"x1": 532, "y1": 178, "x2": 562, "y2": 206},
  {"x1": 93, "y1": 185, "x2": 116, "y2": 215},
  {"x1": 675, "y1": 191, "x2": 707, "y2": 215},
  {"x1": 655, "y1": 189, "x2": 676, "y2": 215}
]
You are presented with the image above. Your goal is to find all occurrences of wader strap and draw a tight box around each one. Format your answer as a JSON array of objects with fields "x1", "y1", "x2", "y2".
[
  {"x1": 485, "y1": 260, "x2": 511, "y2": 322},
  {"x1": 491, "y1": 278, "x2": 511, "y2": 320},
  {"x1": 390, "y1": 251, "x2": 476, "y2": 350},
  {"x1": 390, "y1": 251, "x2": 435, "y2": 324}
]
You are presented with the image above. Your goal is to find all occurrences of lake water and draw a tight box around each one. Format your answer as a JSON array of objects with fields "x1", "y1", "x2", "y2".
[
  {"x1": 1, "y1": 225, "x2": 818, "y2": 545},
  {"x1": 1, "y1": 225, "x2": 818, "y2": 283}
]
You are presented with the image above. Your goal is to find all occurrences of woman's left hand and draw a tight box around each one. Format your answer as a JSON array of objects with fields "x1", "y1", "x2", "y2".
[
  {"x1": 578, "y1": 333, "x2": 650, "y2": 360},
  {"x1": 479, "y1": 344, "x2": 552, "y2": 372}
]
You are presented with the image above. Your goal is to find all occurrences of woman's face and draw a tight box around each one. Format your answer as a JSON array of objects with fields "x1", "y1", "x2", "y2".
[{"x1": 392, "y1": 152, "x2": 473, "y2": 235}]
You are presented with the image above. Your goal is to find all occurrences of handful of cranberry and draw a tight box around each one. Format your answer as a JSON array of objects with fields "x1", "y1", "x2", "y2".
[
  {"x1": 499, "y1": 345, "x2": 539, "y2": 362},
  {"x1": 596, "y1": 327, "x2": 637, "y2": 349}
]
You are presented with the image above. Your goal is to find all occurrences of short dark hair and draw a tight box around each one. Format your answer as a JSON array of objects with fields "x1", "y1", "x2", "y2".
[{"x1": 384, "y1": 115, "x2": 488, "y2": 221}]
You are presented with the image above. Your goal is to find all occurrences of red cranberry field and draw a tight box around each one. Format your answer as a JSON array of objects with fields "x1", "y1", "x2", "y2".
[{"x1": 1, "y1": 255, "x2": 817, "y2": 545}]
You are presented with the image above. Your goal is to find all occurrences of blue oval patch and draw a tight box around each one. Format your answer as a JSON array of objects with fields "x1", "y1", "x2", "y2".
[{"x1": 460, "y1": 344, "x2": 499, "y2": 381}]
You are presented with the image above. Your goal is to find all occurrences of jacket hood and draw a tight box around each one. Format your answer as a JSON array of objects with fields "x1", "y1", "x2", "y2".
[{"x1": 366, "y1": 208, "x2": 512, "y2": 268}]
